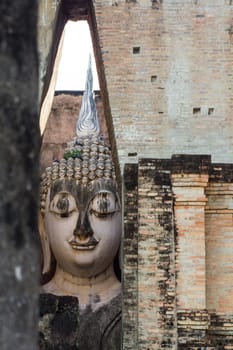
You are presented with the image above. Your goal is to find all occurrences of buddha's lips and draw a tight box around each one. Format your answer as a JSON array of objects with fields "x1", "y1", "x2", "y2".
[{"x1": 68, "y1": 237, "x2": 99, "y2": 250}]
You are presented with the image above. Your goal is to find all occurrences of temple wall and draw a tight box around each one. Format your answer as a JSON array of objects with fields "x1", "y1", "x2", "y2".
[
  {"x1": 206, "y1": 166, "x2": 233, "y2": 313},
  {"x1": 93, "y1": 0, "x2": 233, "y2": 166},
  {"x1": 123, "y1": 156, "x2": 233, "y2": 349},
  {"x1": 123, "y1": 164, "x2": 138, "y2": 349},
  {"x1": 171, "y1": 157, "x2": 210, "y2": 310},
  {"x1": 137, "y1": 159, "x2": 176, "y2": 349},
  {"x1": 123, "y1": 161, "x2": 177, "y2": 350}
]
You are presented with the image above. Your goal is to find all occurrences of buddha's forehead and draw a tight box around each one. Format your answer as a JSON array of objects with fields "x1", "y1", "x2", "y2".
[{"x1": 49, "y1": 178, "x2": 119, "y2": 207}]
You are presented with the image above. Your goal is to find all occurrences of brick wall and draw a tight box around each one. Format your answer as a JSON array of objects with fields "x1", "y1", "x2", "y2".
[
  {"x1": 137, "y1": 159, "x2": 176, "y2": 349},
  {"x1": 93, "y1": 0, "x2": 233, "y2": 166},
  {"x1": 171, "y1": 155, "x2": 210, "y2": 310},
  {"x1": 123, "y1": 155, "x2": 233, "y2": 349},
  {"x1": 123, "y1": 159, "x2": 177, "y2": 349},
  {"x1": 206, "y1": 165, "x2": 233, "y2": 313}
]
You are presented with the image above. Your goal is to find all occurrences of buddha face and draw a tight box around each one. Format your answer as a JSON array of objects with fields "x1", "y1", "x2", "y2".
[{"x1": 44, "y1": 178, "x2": 121, "y2": 278}]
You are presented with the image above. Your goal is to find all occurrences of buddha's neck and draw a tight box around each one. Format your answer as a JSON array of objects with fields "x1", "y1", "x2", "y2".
[{"x1": 44, "y1": 264, "x2": 121, "y2": 311}]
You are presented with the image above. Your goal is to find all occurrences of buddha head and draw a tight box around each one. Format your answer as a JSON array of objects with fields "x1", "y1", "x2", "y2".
[{"x1": 39, "y1": 58, "x2": 121, "y2": 284}]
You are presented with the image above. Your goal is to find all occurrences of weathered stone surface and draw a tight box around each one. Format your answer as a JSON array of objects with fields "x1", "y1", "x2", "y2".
[
  {"x1": 123, "y1": 163, "x2": 138, "y2": 349},
  {"x1": 137, "y1": 159, "x2": 176, "y2": 349},
  {"x1": 78, "y1": 294, "x2": 121, "y2": 350},
  {"x1": 39, "y1": 293, "x2": 121, "y2": 350},
  {"x1": 0, "y1": 1, "x2": 39, "y2": 349},
  {"x1": 39, "y1": 294, "x2": 79, "y2": 350},
  {"x1": 206, "y1": 165, "x2": 233, "y2": 313},
  {"x1": 124, "y1": 156, "x2": 233, "y2": 349},
  {"x1": 171, "y1": 156, "x2": 210, "y2": 310}
]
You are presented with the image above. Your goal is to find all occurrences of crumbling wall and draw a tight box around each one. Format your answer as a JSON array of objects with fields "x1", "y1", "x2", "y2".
[
  {"x1": 124, "y1": 156, "x2": 233, "y2": 349},
  {"x1": 123, "y1": 164, "x2": 138, "y2": 349}
]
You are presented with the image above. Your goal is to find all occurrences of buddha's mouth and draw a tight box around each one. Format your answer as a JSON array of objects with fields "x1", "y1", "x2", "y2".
[{"x1": 68, "y1": 237, "x2": 99, "y2": 250}]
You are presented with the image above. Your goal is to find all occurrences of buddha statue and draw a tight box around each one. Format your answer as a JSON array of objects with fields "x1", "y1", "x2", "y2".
[{"x1": 39, "y1": 58, "x2": 121, "y2": 350}]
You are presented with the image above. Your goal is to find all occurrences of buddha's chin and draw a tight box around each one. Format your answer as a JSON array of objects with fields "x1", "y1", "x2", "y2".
[
  {"x1": 72, "y1": 262, "x2": 108, "y2": 279},
  {"x1": 70, "y1": 255, "x2": 98, "y2": 274}
]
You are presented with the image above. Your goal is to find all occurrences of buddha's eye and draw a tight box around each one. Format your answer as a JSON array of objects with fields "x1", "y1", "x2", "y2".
[
  {"x1": 89, "y1": 192, "x2": 119, "y2": 218},
  {"x1": 49, "y1": 192, "x2": 77, "y2": 218},
  {"x1": 56, "y1": 197, "x2": 69, "y2": 216}
]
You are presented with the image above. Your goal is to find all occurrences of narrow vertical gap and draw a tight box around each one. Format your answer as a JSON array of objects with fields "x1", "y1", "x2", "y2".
[
  {"x1": 55, "y1": 20, "x2": 99, "y2": 92},
  {"x1": 39, "y1": 0, "x2": 121, "y2": 189}
]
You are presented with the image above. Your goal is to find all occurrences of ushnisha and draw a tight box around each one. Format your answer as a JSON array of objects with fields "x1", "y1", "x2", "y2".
[{"x1": 40, "y1": 133, "x2": 116, "y2": 213}]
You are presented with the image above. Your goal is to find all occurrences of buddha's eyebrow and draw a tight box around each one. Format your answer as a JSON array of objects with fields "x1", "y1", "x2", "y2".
[{"x1": 49, "y1": 180, "x2": 120, "y2": 213}]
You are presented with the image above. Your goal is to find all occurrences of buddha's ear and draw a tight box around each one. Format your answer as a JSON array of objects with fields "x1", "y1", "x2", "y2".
[{"x1": 38, "y1": 211, "x2": 51, "y2": 275}]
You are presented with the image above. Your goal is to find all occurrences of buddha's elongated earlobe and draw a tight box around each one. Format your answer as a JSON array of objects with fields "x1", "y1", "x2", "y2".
[{"x1": 39, "y1": 211, "x2": 52, "y2": 275}]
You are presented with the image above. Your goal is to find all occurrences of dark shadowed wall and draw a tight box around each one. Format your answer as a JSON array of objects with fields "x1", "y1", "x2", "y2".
[{"x1": 0, "y1": 1, "x2": 40, "y2": 349}]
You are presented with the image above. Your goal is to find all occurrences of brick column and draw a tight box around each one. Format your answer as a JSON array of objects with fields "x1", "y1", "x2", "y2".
[
  {"x1": 171, "y1": 155, "x2": 210, "y2": 310},
  {"x1": 206, "y1": 164, "x2": 233, "y2": 313},
  {"x1": 138, "y1": 159, "x2": 176, "y2": 350}
]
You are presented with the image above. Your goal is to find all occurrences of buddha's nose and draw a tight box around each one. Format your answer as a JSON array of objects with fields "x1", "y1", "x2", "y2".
[{"x1": 73, "y1": 212, "x2": 93, "y2": 240}]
